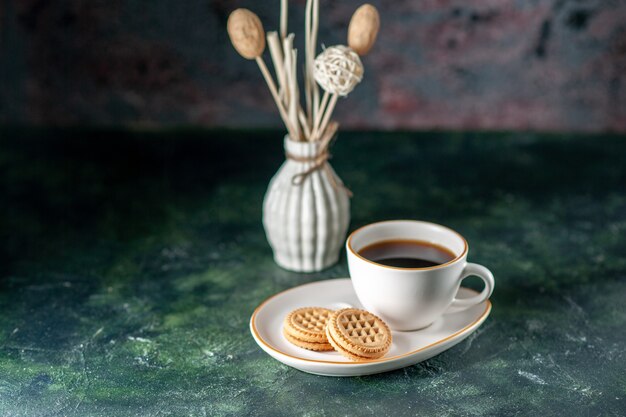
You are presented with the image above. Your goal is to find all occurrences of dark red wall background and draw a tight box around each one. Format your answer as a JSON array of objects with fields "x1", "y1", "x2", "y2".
[{"x1": 1, "y1": 0, "x2": 625, "y2": 132}]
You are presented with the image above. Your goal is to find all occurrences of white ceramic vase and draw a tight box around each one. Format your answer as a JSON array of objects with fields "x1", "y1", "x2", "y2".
[{"x1": 263, "y1": 136, "x2": 350, "y2": 272}]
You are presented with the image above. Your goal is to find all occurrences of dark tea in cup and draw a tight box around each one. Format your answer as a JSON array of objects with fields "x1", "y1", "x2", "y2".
[{"x1": 358, "y1": 239, "x2": 456, "y2": 269}]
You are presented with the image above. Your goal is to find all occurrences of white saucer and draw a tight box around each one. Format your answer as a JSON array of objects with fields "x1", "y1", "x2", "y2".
[{"x1": 250, "y1": 278, "x2": 492, "y2": 377}]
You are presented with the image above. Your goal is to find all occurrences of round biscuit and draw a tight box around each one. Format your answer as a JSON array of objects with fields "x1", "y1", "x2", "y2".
[
  {"x1": 282, "y1": 328, "x2": 334, "y2": 351},
  {"x1": 327, "y1": 308, "x2": 392, "y2": 358},
  {"x1": 283, "y1": 307, "x2": 333, "y2": 343},
  {"x1": 325, "y1": 326, "x2": 373, "y2": 361}
]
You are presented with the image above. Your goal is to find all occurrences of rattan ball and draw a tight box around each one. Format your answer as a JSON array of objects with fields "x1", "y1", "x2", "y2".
[{"x1": 313, "y1": 45, "x2": 364, "y2": 96}]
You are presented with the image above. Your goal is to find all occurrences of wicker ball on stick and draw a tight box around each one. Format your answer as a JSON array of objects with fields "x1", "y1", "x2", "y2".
[
  {"x1": 314, "y1": 45, "x2": 364, "y2": 97},
  {"x1": 311, "y1": 4, "x2": 379, "y2": 140},
  {"x1": 311, "y1": 45, "x2": 363, "y2": 140}
]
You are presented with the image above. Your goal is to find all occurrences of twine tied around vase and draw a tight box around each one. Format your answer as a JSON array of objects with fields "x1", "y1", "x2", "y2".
[{"x1": 285, "y1": 122, "x2": 353, "y2": 197}]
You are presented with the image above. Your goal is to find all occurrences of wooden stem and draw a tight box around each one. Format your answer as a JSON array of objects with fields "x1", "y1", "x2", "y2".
[
  {"x1": 312, "y1": 90, "x2": 330, "y2": 139},
  {"x1": 293, "y1": 50, "x2": 301, "y2": 139},
  {"x1": 311, "y1": 0, "x2": 320, "y2": 129},
  {"x1": 256, "y1": 57, "x2": 297, "y2": 139},
  {"x1": 284, "y1": 43, "x2": 300, "y2": 140},
  {"x1": 267, "y1": 32, "x2": 286, "y2": 103},
  {"x1": 280, "y1": 0, "x2": 288, "y2": 40},
  {"x1": 298, "y1": 109, "x2": 312, "y2": 139},
  {"x1": 304, "y1": 0, "x2": 313, "y2": 133},
  {"x1": 316, "y1": 94, "x2": 338, "y2": 141},
  {"x1": 282, "y1": 37, "x2": 294, "y2": 138},
  {"x1": 319, "y1": 121, "x2": 339, "y2": 151}
]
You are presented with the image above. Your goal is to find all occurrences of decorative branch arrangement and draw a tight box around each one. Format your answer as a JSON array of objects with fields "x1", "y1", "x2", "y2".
[{"x1": 227, "y1": 2, "x2": 380, "y2": 142}]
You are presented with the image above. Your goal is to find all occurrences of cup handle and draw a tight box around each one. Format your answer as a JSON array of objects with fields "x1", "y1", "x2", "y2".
[{"x1": 450, "y1": 263, "x2": 495, "y2": 310}]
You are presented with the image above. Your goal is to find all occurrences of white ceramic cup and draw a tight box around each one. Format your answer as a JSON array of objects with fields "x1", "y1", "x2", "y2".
[{"x1": 346, "y1": 220, "x2": 495, "y2": 331}]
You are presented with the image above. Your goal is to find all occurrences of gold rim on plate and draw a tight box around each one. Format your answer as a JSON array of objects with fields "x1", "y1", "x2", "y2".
[{"x1": 250, "y1": 279, "x2": 492, "y2": 365}]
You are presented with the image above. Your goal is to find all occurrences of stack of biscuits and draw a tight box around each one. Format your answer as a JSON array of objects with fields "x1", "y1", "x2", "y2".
[{"x1": 283, "y1": 306, "x2": 392, "y2": 361}]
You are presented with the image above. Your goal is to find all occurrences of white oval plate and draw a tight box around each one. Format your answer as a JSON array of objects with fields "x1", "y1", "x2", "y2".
[{"x1": 250, "y1": 278, "x2": 492, "y2": 376}]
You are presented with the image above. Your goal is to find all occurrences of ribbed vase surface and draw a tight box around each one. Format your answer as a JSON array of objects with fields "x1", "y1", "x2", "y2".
[{"x1": 262, "y1": 136, "x2": 350, "y2": 272}]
